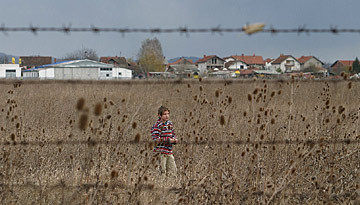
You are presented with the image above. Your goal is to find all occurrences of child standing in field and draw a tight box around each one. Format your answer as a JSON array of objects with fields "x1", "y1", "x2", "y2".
[{"x1": 151, "y1": 106, "x2": 178, "y2": 177}]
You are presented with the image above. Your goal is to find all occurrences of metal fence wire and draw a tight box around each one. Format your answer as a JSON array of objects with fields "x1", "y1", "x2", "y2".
[{"x1": 0, "y1": 24, "x2": 360, "y2": 36}]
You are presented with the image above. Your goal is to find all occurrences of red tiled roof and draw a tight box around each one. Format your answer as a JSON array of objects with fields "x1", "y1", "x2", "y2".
[
  {"x1": 240, "y1": 68, "x2": 258, "y2": 75},
  {"x1": 196, "y1": 55, "x2": 217, "y2": 64},
  {"x1": 100, "y1": 56, "x2": 127, "y2": 64},
  {"x1": 231, "y1": 55, "x2": 264, "y2": 65},
  {"x1": 264, "y1": 58, "x2": 273, "y2": 63},
  {"x1": 297, "y1": 56, "x2": 313, "y2": 64},
  {"x1": 338, "y1": 60, "x2": 354, "y2": 66},
  {"x1": 272, "y1": 55, "x2": 298, "y2": 64},
  {"x1": 167, "y1": 58, "x2": 193, "y2": 67}
]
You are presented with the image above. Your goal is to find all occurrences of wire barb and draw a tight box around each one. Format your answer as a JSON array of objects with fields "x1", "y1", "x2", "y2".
[{"x1": 0, "y1": 24, "x2": 359, "y2": 36}]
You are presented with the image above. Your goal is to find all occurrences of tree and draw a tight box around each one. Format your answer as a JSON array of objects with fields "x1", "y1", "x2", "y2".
[
  {"x1": 137, "y1": 37, "x2": 165, "y2": 75},
  {"x1": 352, "y1": 57, "x2": 360, "y2": 73},
  {"x1": 0, "y1": 55, "x2": 9, "y2": 64},
  {"x1": 62, "y1": 47, "x2": 99, "y2": 61}
]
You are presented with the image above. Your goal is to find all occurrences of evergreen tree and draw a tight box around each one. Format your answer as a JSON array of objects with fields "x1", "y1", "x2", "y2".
[{"x1": 352, "y1": 57, "x2": 360, "y2": 73}]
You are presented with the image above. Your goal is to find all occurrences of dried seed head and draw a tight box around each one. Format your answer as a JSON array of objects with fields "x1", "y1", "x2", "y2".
[
  {"x1": 134, "y1": 134, "x2": 141, "y2": 143},
  {"x1": 253, "y1": 88, "x2": 259, "y2": 95},
  {"x1": 199, "y1": 86, "x2": 203, "y2": 91},
  {"x1": 215, "y1": 90, "x2": 220, "y2": 97},
  {"x1": 220, "y1": 115, "x2": 225, "y2": 125},
  {"x1": 348, "y1": 82, "x2": 352, "y2": 89},
  {"x1": 338, "y1": 105, "x2": 345, "y2": 114},
  {"x1": 94, "y1": 103, "x2": 102, "y2": 116},
  {"x1": 79, "y1": 114, "x2": 88, "y2": 130},
  {"x1": 248, "y1": 94, "x2": 252, "y2": 101},
  {"x1": 76, "y1": 98, "x2": 85, "y2": 111},
  {"x1": 132, "y1": 122, "x2": 137, "y2": 129},
  {"x1": 111, "y1": 170, "x2": 118, "y2": 179},
  {"x1": 103, "y1": 97, "x2": 107, "y2": 102}
]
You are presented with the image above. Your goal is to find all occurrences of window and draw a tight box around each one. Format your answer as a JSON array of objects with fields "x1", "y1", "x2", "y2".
[
  {"x1": 118, "y1": 72, "x2": 122, "y2": 76},
  {"x1": 212, "y1": 58, "x2": 217, "y2": 64},
  {"x1": 106, "y1": 74, "x2": 110, "y2": 77},
  {"x1": 5, "y1": 69, "x2": 16, "y2": 78},
  {"x1": 100, "y1": 68, "x2": 112, "y2": 71}
]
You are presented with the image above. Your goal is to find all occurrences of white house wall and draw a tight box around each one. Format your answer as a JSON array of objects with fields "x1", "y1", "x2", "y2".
[
  {"x1": 0, "y1": 64, "x2": 21, "y2": 78},
  {"x1": 39, "y1": 68, "x2": 55, "y2": 79},
  {"x1": 228, "y1": 62, "x2": 247, "y2": 70},
  {"x1": 198, "y1": 63, "x2": 207, "y2": 74},
  {"x1": 54, "y1": 68, "x2": 99, "y2": 80},
  {"x1": 280, "y1": 57, "x2": 300, "y2": 72},
  {"x1": 113, "y1": 67, "x2": 132, "y2": 79},
  {"x1": 271, "y1": 57, "x2": 300, "y2": 72},
  {"x1": 303, "y1": 58, "x2": 323, "y2": 69}
]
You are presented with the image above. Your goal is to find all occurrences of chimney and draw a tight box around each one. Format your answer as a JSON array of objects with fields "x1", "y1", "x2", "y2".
[
  {"x1": 242, "y1": 53, "x2": 244, "y2": 56},
  {"x1": 204, "y1": 55, "x2": 206, "y2": 58},
  {"x1": 54, "y1": 58, "x2": 57, "y2": 63},
  {"x1": 253, "y1": 53, "x2": 255, "y2": 57}
]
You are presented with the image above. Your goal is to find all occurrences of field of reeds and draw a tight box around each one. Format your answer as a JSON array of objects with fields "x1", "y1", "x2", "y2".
[{"x1": 0, "y1": 79, "x2": 359, "y2": 204}]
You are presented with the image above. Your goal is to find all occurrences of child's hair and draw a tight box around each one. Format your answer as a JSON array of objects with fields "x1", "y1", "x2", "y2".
[{"x1": 158, "y1": 106, "x2": 170, "y2": 116}]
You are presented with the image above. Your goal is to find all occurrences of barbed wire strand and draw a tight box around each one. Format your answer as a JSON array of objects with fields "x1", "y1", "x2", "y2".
[{"x1": 1, "y1": 25, "x2": 360, "y2": 35}]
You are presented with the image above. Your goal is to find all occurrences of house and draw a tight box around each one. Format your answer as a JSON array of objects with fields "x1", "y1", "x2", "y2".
[
  {"x1": 165, "y1": 58, "x2": 198, "y2": 78},
  {"x1": 224, "y1": 54, "x2": 264, "y2": 69},
  {"x1": 0, "y1": 64, "x2": 21, "y2": 78},
  {"x1": 330, "y1": 60, "x2": 354, "y2": 75},
  {"x1": 100, "y1": 56, "x2": 130, "y2": 68},
  {"x1": 195, "y1": 55, "x2": 225, "y2": 74},
  {"x1": 224, "y1": 60, "x2": 248, "y2": 70},
  {"x1": 22, "y1": 59, "x2": 132, "y2": 80},
  {"x1": 20, "y1": 56, "x2": 52, "y2": 69},
  {"x1": 297, "y1": 56, "x2": 324, "y2": 70},
  {"x1": 264, "y1": 58, "x2": 274, "y2": 70},
  {"x1": 270, "y1": 54, "x2": 301, "y2": 73}
]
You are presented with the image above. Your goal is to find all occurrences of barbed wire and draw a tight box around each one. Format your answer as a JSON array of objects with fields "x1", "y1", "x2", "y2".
[
  {"x1": 2, "y1": 139, "x2": 359, "y2": 147},
  {"x1": 0, "y1": 24, "x2": 360, "y2": 36}
]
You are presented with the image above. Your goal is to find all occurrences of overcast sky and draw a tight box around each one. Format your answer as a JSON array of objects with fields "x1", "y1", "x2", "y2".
[{"x1": 1, "y1": 0, "x2": 360, "y2": 63}]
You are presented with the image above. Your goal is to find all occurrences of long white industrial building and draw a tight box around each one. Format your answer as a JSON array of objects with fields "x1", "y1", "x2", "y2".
[{"x1": 23, "y1": 59, "x2": 132, "y2": 80}]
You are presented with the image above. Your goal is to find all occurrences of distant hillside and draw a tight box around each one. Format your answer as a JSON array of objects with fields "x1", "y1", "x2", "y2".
[
  {"x1": 168, "y1": 56, "x2": 200, "y2": 64},
  {"x1": 0, "y1": 52, "x2": 19, "y2": 63}
]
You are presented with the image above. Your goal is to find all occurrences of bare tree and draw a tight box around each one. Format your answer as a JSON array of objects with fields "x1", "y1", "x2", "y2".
[
  {"x1": 62, "y1": 47, "x2": 99, "y2": 61},
  {"x1": 137, "y1": 37, "x2": 165, "y2": 75},
  {"x1": 0, "y1": 55, "x2": 9, "y2": 64}
]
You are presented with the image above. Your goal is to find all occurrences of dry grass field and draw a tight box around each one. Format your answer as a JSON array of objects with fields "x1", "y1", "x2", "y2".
[{"x1": 0, "y1": 78, "x2": 359, "y2": 204}]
